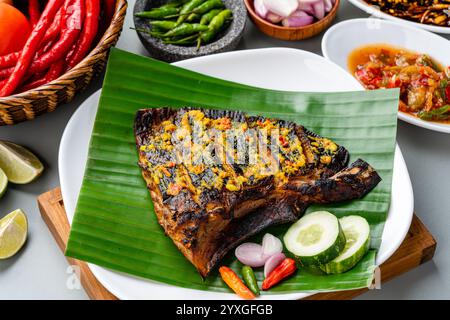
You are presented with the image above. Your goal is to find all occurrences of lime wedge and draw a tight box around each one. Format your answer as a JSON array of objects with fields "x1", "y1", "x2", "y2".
[
  {"x1": 0, "y1": 141, "x2": 44, "y2": 184},
  {"x1": 0, "y1": 209, "x2": 28, "y2": 259},
  {"x1": 0, "y1": 168, "x2": 7, "y2": 199}
]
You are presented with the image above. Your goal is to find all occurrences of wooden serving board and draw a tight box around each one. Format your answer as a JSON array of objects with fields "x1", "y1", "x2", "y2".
[{"x1": 37, "y1": 187, "x2": 436, "y2": 300}]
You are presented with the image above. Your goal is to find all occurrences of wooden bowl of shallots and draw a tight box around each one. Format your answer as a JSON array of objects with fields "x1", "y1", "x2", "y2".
[{"x1": 244, "y1": 0, "x2": 340, "y2": 41}]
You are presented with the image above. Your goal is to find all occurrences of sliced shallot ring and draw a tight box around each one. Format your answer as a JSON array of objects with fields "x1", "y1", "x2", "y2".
[
  {"x1": 282, "y1": 11, "x2": 314, "y2": 27},
  {"x1": 324, "y1": 0, "x2": 333, "y2": 12},
  {"x1": 262, "y1": 233, "x2": 283, "y2": 258},
  {"x1": 264, "y1": 252, "x2": 286, "y2": 277},
  {"x1": 254, "y1": 0, "x2": 269, "y2": 18},
  {"x1": 263, "y1": 0, "x2": 298, "y2": 18},
  {"x1": 235, "y1": 243, "x2": 267, "y2": 267}
]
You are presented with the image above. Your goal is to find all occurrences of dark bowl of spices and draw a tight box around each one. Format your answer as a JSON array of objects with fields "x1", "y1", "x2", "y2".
[{"x1": 133, "y1": 0, "x2": 246, "y2": 62}]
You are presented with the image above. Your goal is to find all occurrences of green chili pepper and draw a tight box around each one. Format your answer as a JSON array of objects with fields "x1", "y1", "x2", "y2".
[
  {"x1": 132, "y1": 27, "x2": 166, "y2": 39},
  {"x1": 164, "y1": 35, "x2": 199, "y2": 45},
  {"x1": 200, "y1": 9, "x2": 232, "y2": 43},
  {"x1": 151, "y1": 20, "x2": 178, "y2": 30},
  {"x1": 160, "y1": 0, "x2": 189, "y2": 8},
  {"x1": 418, "y1": 105, "x2": 450, "y2": 121},
  {"x1": 164, "y1": 23, "x2": 209, "y2": 37},
  {"x1": 171, "y1": 0, "x2": 224, "y2": 19},
  {"x1": 176, "y1": 0, "x2": 207, "y2": 25},
  {"x1": 192, "y1": 0, "x2": 224, "y2": 15},
  {"x1": 200, "y1": 9, "x2": 221, "y2": 25},
  {"x1": 159, "y1": 3, "x2": 180, "y2": 9},
  {"x1": 151, "y1": 26, "x2": 165, "y2": 34},
  {"x1": 241, "y1": 266, "x2": 260, "y2": 296},
  {"x1": 187, "y1": 13, "x2": 201, "y2": 22},
  {"x1": 135, "y1": 7, "x2": 180, "y2": 19}
]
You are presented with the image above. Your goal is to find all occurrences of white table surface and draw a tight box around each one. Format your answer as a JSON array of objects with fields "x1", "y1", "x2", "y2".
[{"x1": 1, "y1": 0, "x2": 449, "y2": 300}]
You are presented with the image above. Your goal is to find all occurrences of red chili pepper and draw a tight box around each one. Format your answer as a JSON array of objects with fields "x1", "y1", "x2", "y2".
[
  {"x1": 19, "y1": 59, "x2": 64, "y2": 92},
  {"x1": 0, "y1": 40, "x2": 53, "y2": 80},
  {"x1": 66, "y1": 0, "x2": 100, "y2": 70},
  {"x1": 24, "y1": 40, "x2": 58, "y2": 86},
  {"x1": 38, "y1": 38, "x2": 57, "y2": 56},
  {"x1": 0, "y1": 39, "x2": 53, "y2": 73},
  {"x1": 29, "y1": 0, "x2": 42, "y2": 28},
  {"x1": 27, "y1": 70, "x2": 46, "y2": 84},
  {"x1": 279, "y1": 135, "x2": 289, "y2": 148},
  {"x1": 0, "y1": 51, "x2": 20, "y2": 69},
  {"x1": 0, "y1": 36, "x2": 57, "y2": 81},
  {"x1": 41, "y1": 7, "x2": 64, "y2": 45},
  {"x1": 0, "y1": 67, "x2": 10, "y2": 79},
  {"x1": 219, "y1": 266, "x2": 255, "y2": 300},
  {"x1": 0, "y1": 0, "x2": 65, "y2": 97},
  {"x1": 104, "y1": 0, "x2": 115, "y2": 24},
  {"x1": 262, "y1": 258, "x2": 297, "y2": 290},
  {"x1": 29, "y1": 0, "x2": 85, "y2": 74}
]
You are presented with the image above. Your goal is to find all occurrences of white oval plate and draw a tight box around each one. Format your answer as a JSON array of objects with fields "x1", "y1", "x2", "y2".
[
  {"x1": 59, "y1": 48, "x2": 414, "y2": 300},
  {"x1": 348, "y1": 0, "x2": 450, "y2": 34},
  {"x1": 322, "y1": 18, "x2": 450, "y2": 134}
]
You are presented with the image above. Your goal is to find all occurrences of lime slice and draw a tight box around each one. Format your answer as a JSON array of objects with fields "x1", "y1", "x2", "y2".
[
  {"x1": 0, "y1": 209, "x2": 28, "y2": 259},
  {"x1": 0, "y1": 168, "x2": 7, "y2": 199},
  {"x1": 0, "y1": 141, "x2": 44, "y2": 184}
]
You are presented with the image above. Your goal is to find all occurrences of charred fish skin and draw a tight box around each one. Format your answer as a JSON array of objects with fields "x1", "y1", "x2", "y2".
[
  {"x1": 134, "y1": 107, "x2": 381, "y2": 277},
  {"x1": 203, "y1": 160, "x2": 381, "y2": 275},
  {"x1": 284, "y1": 159, "x2": 382, "y2": 204}
]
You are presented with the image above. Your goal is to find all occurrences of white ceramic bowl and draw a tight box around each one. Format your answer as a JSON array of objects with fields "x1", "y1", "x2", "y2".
[
  {"x1": 348, "y1": 0, "x2": 450, "y2": 34},
  {"x1": 322, "y1": 18, "x2": 450, "y2": 134}
]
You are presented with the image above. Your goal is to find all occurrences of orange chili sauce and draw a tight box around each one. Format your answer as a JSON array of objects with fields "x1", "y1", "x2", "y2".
[{"x1": 348, "y1": 43, "x2": 449, "y2": 124}]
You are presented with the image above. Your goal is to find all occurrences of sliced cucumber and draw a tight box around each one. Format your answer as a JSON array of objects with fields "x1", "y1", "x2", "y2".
[
  {"x1": 321, "y1": 215, "x2": 370, "y2": 274},
  {"x1": 284, "y1": 211, "x2": 346, "y2": 266}
]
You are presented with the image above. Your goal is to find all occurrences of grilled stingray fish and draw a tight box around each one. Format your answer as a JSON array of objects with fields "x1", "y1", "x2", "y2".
[{"x1": 134, "y1": 107, "x2": 381, "y2": 277}]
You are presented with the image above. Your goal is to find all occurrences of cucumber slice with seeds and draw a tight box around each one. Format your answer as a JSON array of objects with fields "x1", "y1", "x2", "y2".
[
  {"x1": 284, "y1": 211, "x2": 346, "y2": 266},
  {"x1": 321, "y1": 215, "x2": 370, "y2": 274}
]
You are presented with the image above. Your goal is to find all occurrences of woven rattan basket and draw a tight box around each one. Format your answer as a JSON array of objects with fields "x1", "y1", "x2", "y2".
[{"x1": 0, "y1": 0, "x2": 128, "y2": 126}]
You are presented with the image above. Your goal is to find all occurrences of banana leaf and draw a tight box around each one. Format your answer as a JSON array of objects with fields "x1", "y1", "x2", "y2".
[{"x1": 66, "y1": 48, "x2": 399, "y2": 294}]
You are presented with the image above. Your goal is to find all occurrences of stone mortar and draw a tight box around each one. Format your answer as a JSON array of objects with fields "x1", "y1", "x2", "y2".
[{"x1": 133, "y1": 0, "x2": 247, "y2": 62}]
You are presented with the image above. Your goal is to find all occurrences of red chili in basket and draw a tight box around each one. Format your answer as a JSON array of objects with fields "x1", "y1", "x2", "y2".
[
  {"x1": 0, "y1": 67, "x2": 11, "y2": 79},
  {"x1": 66, "y1": 0, "x2": 100, "y2": 69},
  {"x1": 41, "y1": 7, "x2": 64, "y2": 45},
  {"x1": 104, "y1": 0, "x2": 115, "y2": 24},
  {"x1": 28, "y1": 0, "x2": 85, "y2": 75},
  {"x1": 0, "y1": 51, "x2": 20, "y2": 69},
  {"x1": 0, "y1": 38, "x2": 57, "y2": 80},
  {"x1": 0, "y1": 0, "x2": 65, "y2": 97},
  {"x1": 38, "y1": 38, "x2": 57, "y2": 57},
  {"x1": 19, "y1": 60, "x2": 64, "y2": 92},
  {"x1": 262, "y1": 258, "x2": 297, "y2": 290},
  {"x1": 29, "y1": 0, "x2": 42, "y2": 28},
  {"x1": 0, "y1": 34, "x2": 58, "y2": 70}
]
